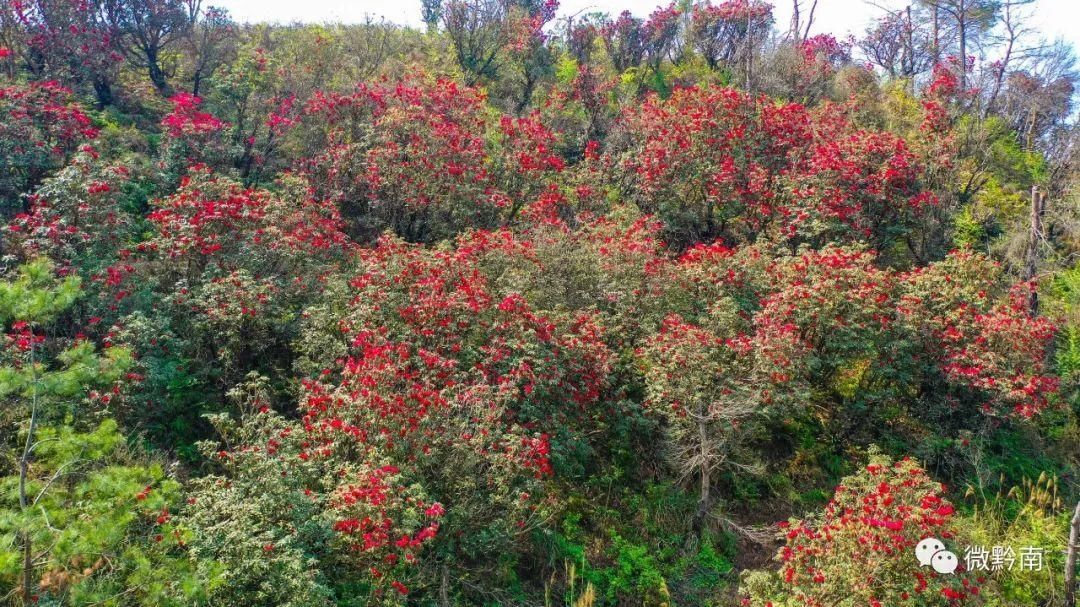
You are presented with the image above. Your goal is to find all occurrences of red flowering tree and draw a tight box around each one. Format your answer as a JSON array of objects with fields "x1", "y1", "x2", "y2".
[
  {"x1": 901, "y1": 249, "x2": 1058, "y2": 418},
  {"x1": 615, "y1": 85, "x2": 938, "y2": 250},
  {"x1": 177, "y1": 403, "x2": 443, "y2": 605},
  {"x1": 641, "y1": 3, "x2": 680, "y2": 71},
  {"x1": 565, "y1": 16, "x2": 598, "y2": 63},
  {"x1": 294, "y1": 74, "x2": 565, "y2": 242},
  {"x1": 662, "y1": 239, "x2": 1057, "y2": 462},
  {"x1": 785, "y1": 125, "x2": 935, "y2": 250},
  {"x1": 752, "y1": 246, "x2": 898, "y2": 387},
  {"x1": 617, "y1": 85, "x2": 818, "y2": 247},
  {"x1": 0, "y1": 81, "x2": 98, "y2": 212},
  {"x1": 600, "y1": 10, "x2": 649, "y2": 73},
  {"x1": 642, "y1": 308, "x2": 801, "y2": 539},
  {"x1": 159, "y1": 92, "x2": 229, "y2": 180},
  {"x1": 97, "y1": 167, "x2": 350, "y2": 449},
  {"x1": 293, "y1": 230, "x2": 612, "y2": 595},
  {"x1": 6, "y1": 151, "x2": 137, "y2": 275},
  {"x1": 688, "y1": 0, "x2": 773, "y2": 71},
  {"x1": 140, "y1": 166, "x2": 347, "y2": 280},
  {"x1": 742, "y1": 455, "x2": 982, "y2": 607},
  {"x1": 11, "y1": 0, "x2": 123, "y2": 106},
  {"x1": 750, "y1": 245, "x2": 1056, "y2": 430}
]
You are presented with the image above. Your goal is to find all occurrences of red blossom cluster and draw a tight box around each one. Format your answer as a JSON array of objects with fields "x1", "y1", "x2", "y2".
[
  {"x1": 5, "y1": 320, "x2": 45, "y2": 352},
  {"x1": 295, "y1": 75, "x2": 565, "y2": 242},
  {"x1": 329, "y1": 464, "x2": 442, "y2": 581},
  {"x1": 6, "y1": 155, "x2": 131, "y2": 272},
  {"x1": 161, "y1": 93, "x2": 226, "y2": 138},
  {"x1": 0, "y1": 81, "x2": 98, "y2": 208},
  {"x1": 713, "y1": 0, "x2": 773, "y2": 20},
  {"x1": 189, "y1": 408, "x2": 444, "y2": 599},
  {"x1": 618, "y1": 85, "x2": 934, "y2": 247},
  {"x1": 937, "y1": 283, "x2": 1058, "y2": 418},
  {"x1": 759, "y1": 457, "x2": 981, "y2": 607},
  {"x1": 901, "y1": 250, "x2": 1059, "y2": 417},
  {"x1": 142, "y1": 167, "x2": 348, "y2": 268},
  {"x1": 799, "y1": 34, "x2": 851, "y2": 65}
]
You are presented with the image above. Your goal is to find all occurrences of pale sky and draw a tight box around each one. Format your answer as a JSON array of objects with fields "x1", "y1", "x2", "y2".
[{"x1": 215, "y1": 0, "x2": 1080, "y2": 56}]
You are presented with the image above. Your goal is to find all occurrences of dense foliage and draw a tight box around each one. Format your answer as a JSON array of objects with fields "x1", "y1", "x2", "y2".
[{"x1": 0, "y1": 0, "x2": 1077, "y2": 605}]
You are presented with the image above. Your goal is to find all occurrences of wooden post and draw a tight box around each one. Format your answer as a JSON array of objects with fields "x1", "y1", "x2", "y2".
[
  {"x1": 790, "y1": 0, "x2": 800, "y2": 42},
  {"x1": 931, "y1": 5, "x2": 940, "y2": 66},
  {"x1": 1023, "y1": 185, "x2": 1045, "y2": 314},
  {"x1": 745, "y1": 9, "x2": 753, "y2": 92},
  {"x1": 1067, "y1": 500, "x2": 1080, "y2": 607}
]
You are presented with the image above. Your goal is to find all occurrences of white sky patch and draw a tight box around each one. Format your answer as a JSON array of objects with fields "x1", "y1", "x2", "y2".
[{"x1": 214, "y1": 0, "x2": 1080, "y2": 57}]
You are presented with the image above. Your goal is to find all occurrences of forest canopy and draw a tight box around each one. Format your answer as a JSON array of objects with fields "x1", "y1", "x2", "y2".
[{"x1": 0, "y1": 0, "x2": 1078, "y2": 605}]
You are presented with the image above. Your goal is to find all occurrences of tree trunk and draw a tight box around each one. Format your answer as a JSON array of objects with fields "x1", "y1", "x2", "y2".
[
  {"x1": 19, "y1": 335, "x2": 39, "y2": 604},
  {"x1": 516, "y1": 72, "x2": 536, "y2": 115},
  {"x1": 93, "y1": 76, "x2": 114, "y2": 109},
  {"x1": 439, "y1": 562, "x2": 451, "y2": 607},
  {"x1": 800, "y1": 0, "x2": 817, "y2": 41},
  {"x1": 1066, "y1": 500, "x2": 1080, "y2": 607},
  {"x1": 688, "y1": 415, "x2": 712, "y2": 544},
  {"x1": 984, "y1": 3, "x2": 1016, "y2": 117},
  {"x1": 744, "y1": 25, "x2": 752, "y2": 92},
  {"x1": 22, "y1": 530, "x2": 32, "y2": 604},
  {"x1": 691, "y1": 465, "x2": 711, "y2": 538},
  {"x1": 147, "y1": 51, "x2": 172, "y2": 97},
  {"x1": 1023, "y1": 186, "x2": 1045, "y2": 313},
  {"x1": 903, "y1": 6, "x2": 914, "y2": 81},
  {"x1": 931, "y1": 6, "x2": 940, "y2": 66},
  {"x1": 957, "y1": 18, "x2": 967, "y2": 90},
  {"x1": 790, "y1": 0, "x2": 800, "y2": 42}
]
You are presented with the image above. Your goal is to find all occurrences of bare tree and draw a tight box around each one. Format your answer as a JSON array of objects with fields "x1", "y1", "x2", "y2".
[
  {"x1": 788, "y1": 0, "x2": 817, "y2": 42},
  {"x1": 859, "y1": 4, "x2": 933, "y2": 80},
  {"x1": 103, "y1": 0, "x2": 195, "y2": 96},
  {"x1": 687, "y1": 0, "x2": 773, "y2": 73},
  {"x1": 999, "y1": 43, "x2": 1077, "y2": 152},
  {"x1": 340, "y1": 17, "x2": 407, "y2": 81},
  {"x1": 919, "y1": 0, "x2": 999, "y2": 87},
  {"x1": 441, "y1": 0, "x2": 511, "y2": 84},
  {"x1": 183, "y1": 4, "x2": 235, "y2": 96},
  {"x1": 982, "y1": 0, "x2": 1036, "y2": 116}
]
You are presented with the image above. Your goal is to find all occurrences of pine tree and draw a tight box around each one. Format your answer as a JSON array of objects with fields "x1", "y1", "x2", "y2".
[{"x1": 0, "y1": 259, "x2": 173, "y2": 605}]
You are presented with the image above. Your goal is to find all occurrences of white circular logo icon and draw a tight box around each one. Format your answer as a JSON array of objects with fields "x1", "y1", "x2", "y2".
[
  {"x1": 915, "y1": 537, "x2": 958, "y2": 574},
  {"x1": 932, "y1": 550, "x2": 959, "y2": 574},
  {"x1": 915, "y1": 537, "x2": 944, "y2": 567}
]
